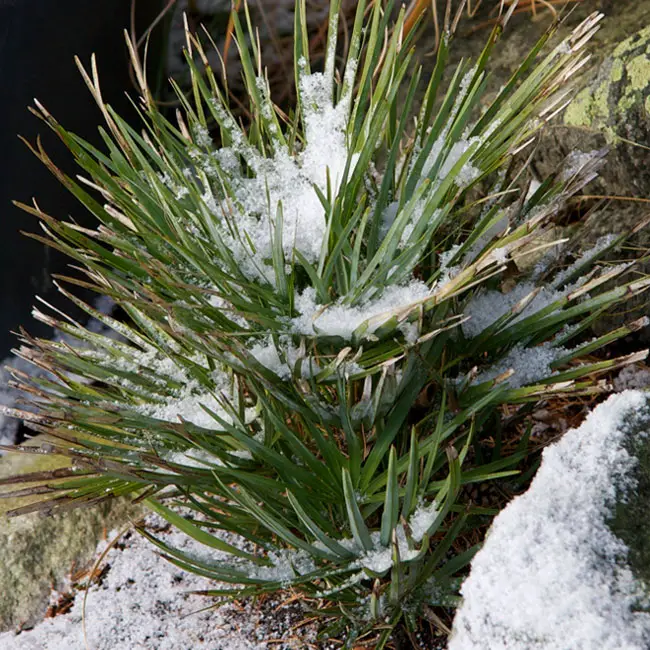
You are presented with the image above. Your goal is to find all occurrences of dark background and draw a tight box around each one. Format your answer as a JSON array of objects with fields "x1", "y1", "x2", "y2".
[{"x1": 0, "y1": 0, "x2": 161, "y2": 356}]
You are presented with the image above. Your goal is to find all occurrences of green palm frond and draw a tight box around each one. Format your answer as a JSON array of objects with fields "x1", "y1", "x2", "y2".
[{"x1": 1, "y1": 2, "x2": 646, "y2": 643}]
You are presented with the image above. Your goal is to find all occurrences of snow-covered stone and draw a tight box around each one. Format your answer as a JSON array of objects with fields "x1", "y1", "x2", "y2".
[{"x1": 449, "y1": 391, "x2": 650, "y2": 650}]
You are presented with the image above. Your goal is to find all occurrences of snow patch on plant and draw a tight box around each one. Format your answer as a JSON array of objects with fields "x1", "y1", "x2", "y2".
[
  {"x1": 292, "y1": 281, "x2": 431, "y2": 341},
  {"x1": 474, "y1": 341, "x2": 565, "y2": 388},
  {"x1": 199, "y1": 68, "x2": 358, "y2": 284},
  {"x1": 408, "y1": 499, "x2": 440, "y2": 543},
  {"x1": 463, "y1": 235, "x2": 621, "y2": 340}
]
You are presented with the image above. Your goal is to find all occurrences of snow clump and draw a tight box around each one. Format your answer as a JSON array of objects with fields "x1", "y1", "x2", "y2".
[
  {"x1": 449, "y1": 390, "x2": 650, "y2": 650},
  {"x1": 291, "y1": 281, "x2": 431, "y2": 341},
  {"x1": 197, "y1": 67, "x2": 358, "y2": 286}
]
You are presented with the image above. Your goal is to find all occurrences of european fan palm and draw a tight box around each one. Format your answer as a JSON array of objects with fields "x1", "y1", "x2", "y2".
[{"x1": 1, "y1": 1, "x2": 646, "y2": 645}]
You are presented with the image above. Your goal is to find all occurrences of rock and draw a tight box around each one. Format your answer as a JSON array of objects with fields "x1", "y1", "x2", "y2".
[
  {"x1": 608, "y1": 395, "x2": 650, "y2": 587},
  {"x1": 535, "y1": 16, "x2": 650, "y2": 335},
  {"x1": 448, "y1": 391, "x2": 650, "y2": 650},
  {"x1": 564, "y1": 25, "x2": 650, "y2": 143},
  {"x1": 0, "y1": 436, "x2": 142, "y2": 632},
  {"x1": 411, "y1": 2, "x2": 650, "y2": 335},
  {"x1": 534, "y1": 19, "x2": 650, "y2": 203}
]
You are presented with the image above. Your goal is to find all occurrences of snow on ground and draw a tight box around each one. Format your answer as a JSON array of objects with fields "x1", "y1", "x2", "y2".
[
  {"x1": 449, "y1": 390, "x2": 650, "y2": 650},
  {"x1": 0, "y1": 515, "x2": 322, "y2": 650}
]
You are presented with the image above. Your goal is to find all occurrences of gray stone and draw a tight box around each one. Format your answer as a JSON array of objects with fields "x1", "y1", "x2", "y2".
[
  {"x1": 535, "y1": 18, "x2": 650, "y2": 223},
  {"x1": 0, "y1": 437, "x2": 142, "y2": 631},
  {"x1": 609, "y1": 395, "x2": 650, "y2": 588},
  {"x1": 427, "y1": 1, "x2": 650, "y2": 201}
]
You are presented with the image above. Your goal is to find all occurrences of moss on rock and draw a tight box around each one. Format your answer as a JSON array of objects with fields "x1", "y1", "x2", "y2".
[
  {"x1": 0, "y1": 440, "x2": 69, "y2": 516},
  {"x1": 564, "y1": 25, "x2": 650, "y2": 144},
  {"x1": 0, "y1": 437, "x2": 143, "y2": 631}
]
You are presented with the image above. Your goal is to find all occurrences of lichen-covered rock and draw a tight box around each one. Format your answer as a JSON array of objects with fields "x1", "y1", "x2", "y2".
[
  {"x1": 535, "y1": 23, "x2": 650, "y2": 204},
  {"x1": 413, "y1": 2, "x2": 650, "y2": 335},
  {"x1": 564, "y1": 26, "x2": 650, "y2": 141},
  {"x1": 0, "y1": 438, "x2": 142, "y2": 631},
  {"x1": 446, "y1": 3, "x2": 650, "y2": 202},
  {"x1": 534, "y1": 20, "x2": 650, "y2": 335},
  {"x1": 449, "y1": 391, "x2": 650, "y2": 650}
]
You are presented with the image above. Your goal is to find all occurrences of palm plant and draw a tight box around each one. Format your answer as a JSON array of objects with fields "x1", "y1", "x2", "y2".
[{"x1": 1, "y1": 1, "x2": 647, "y2": 645}]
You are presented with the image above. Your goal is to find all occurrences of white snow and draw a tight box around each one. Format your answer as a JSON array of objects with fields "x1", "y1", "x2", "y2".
[
  {"x1": 291, "y1": 282, "x2": 431, "y2": 341},
  {"x1": 0, "y1": 515, "x2": 320, "y2": 650},
  {"x1": 462, "y1": 280, "x2": 545, "y2": 338},
  {"x1": 416, "y1": 68, "x2": 495, "y2": 194},
  {"x1": 462, "y1": 214, "x2": 509, "y2": 266},
  {"x1": 552, "y1": 234, "x2": 617, "y2": 286},
  {"x1": 438, "y1": 138, "x2": 482, "y2": 186},
  {"x1": 95, "y1": 345, "x2": 249, "y2": 431},
  {"x1": 249, "y1": 337, "x2": 363, "y2": 380},
  {"x1": 249, "y1": 339, "x2": 295, "y2": 380},
  {"x1": 359, "y1": 544, "x2": 394, "y2": 574},
  {"x1": 449, "y1": 391, "x2": 650, "y2": 650},
  {"x1": 380, "y1": 201, "x2": 400, "y2": 239},
  {"x1": 207, "y1": 293, "x2": 249, "y2": 328},
  {"x1": 560, "y1": 149, "x2": 602, "y2": 181},
  {"x1": 248, "y1": 337, "x2": 317, "y2": 380},
  {"x1": 399, "y1": 321, "x2": 421, "y2": 345},
  {"x1": 615, "y1": 364, "x2": 650, "y2": 392},
  {"x1": 166, "y1": 448, "x2": 226, "y2": 468},
  {"x1": 198, "y1": 69, "x2": 358, "y2": 286},
  {"x1": 420, "y1": 130, "x2": 481, "y2": 190},
  {"x1": 474, "y1": 341, "x2": 564, "y2": 389},
  {"x1": 462, "y1": 272, "x2": 576, "y2": 340},
  {"x1": 111, "y1": 350, "x2": 239, "y2": 429},
  {"x1": 398, "y1": 205, "x2": 440, "y2": 250},
  {"x1": 408, "y1": 499, "x2": 440, "y2": 542},
  {"x1": 356, "y1": 530, "x2": 421, "y2": 574},
  {"x1": 439, "y1": 244, "x2": 462, "y2": 271},
  {"x1": 462, "y1": 234, "x2": 621, "y2": 340},
  {"x1": 525, "y1": 179, "x2": 541, "y2": 201},
  {"x1": 247, "y1": 548, "x2": 316, "y2": 586},
  {"x1": 193, "y1": 124, "x2": 213, "y2": 148},
  {"x1": 140, "y1": 382, "x2": 234, "y2": 429}
]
